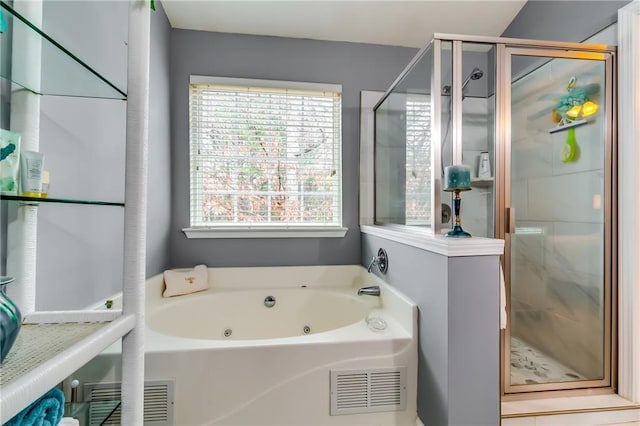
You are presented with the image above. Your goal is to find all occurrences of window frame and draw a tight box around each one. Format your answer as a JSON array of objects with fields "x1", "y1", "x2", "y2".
[{"x1": 183, "y1": 75, "x2": 347, "y2": 239}]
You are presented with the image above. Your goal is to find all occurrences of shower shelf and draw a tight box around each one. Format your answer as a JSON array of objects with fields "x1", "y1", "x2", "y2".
[{"x1": 471, "y1": 177, "x2": 494, "y2": 187}]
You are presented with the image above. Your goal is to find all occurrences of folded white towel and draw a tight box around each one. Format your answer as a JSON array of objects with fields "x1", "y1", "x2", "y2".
[
  {"x1": 163, "y1": 264, "x2": 209, "y2": 297},
  {"x1": 500, "y1": 264, "x2": 507, "y2": 330},
  {"x1": 59, "y1": 417, "x2": 80, "y2": 426}
]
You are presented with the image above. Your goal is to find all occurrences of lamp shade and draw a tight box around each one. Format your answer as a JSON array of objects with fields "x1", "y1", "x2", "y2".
[
  {"x1": 566, "y1": 105, "x2": 582, "y2": 118},
  {"x1": 581, "y1": 101, "x2": 598, "y2": 117}
]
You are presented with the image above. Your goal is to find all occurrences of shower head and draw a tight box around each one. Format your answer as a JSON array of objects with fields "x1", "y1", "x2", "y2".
[
  {"x1": 462, "y1": 67, "x2": 484, "y2": 90},
  {"x1": 441, "y1": 67, "x2": 484, "y2": 97},
  {"x1": 470, "y1": 67, "x2": 484, "y2": 80}
]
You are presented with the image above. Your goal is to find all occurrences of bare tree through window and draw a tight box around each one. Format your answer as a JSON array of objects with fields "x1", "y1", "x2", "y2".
[{"x1": 190, "y1": 80, "x2": 342, "y2": 227}]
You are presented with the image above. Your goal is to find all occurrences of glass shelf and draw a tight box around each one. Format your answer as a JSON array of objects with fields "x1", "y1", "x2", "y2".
[
  {"x1": 64, "y1": 400, "x2": 120, "y2": 426},
  {"x1": 0, "y1": 194, "x2": 124, "y2": 207},
  {"x1": 0, "y1": 1, "x2": 126, "y2": 100},
  {"x1": 470, "y1": 177, "x2": 494, "y2": 188}
]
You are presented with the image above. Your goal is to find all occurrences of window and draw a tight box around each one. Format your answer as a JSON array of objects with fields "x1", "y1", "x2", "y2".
[
  {"x1": 405, "y1": 94, "x2": 431, "y2": 225},
  {"x1": 186, "y1": 76, "x2": 344, "y2": 238}
]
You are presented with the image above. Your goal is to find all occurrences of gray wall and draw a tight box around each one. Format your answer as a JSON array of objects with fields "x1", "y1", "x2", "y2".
[
  {"x1": 169, "y1": 30, "x2": 416, "y2": 268},
  {"x1": 502, "y1": 1, "x2": 627, "y2": 81},
  {"x1": 147, "y1": 0, "x2": 172, "y2": 277},
  {"x1": 362, "y1": 235, "x2": 500, "y2": 425},
  {"x1": 502, "y1": 0, "x2": 629, "y2": 41}
]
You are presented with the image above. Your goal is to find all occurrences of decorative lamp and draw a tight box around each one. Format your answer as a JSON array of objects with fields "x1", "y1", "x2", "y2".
[
  {"x1": 443, "y1": 165, "x2": 472, "y2": 238},
  {"x1": 566, "y1": 104, "x2": 582, "y2": 118},
  {"x1": 550, "y1": 76, "x2": 600, "y2": 133},
  {"x1": 564, "y1": 100, "x2": 599, "y2": 119}
]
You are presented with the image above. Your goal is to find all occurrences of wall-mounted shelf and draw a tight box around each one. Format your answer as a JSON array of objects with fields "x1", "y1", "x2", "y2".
[
  {"x1": 0, "y1": 1, "x2": 126, "y2": 100},
  {"x1": 548, "y1": 118, "x2": 588, "y2": 134},
  {"x1": 0, "y1": 194, "x2": 124, "y2": 207}
]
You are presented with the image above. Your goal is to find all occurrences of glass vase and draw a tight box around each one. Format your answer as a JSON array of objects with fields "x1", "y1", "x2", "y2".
[{"x1": 0, "y1": 277, "x2": 22, "y2": 362}]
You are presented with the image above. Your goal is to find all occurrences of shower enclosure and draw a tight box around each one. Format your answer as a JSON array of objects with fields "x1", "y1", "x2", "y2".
[{"x1": 373, "y1": 34, "x2": 616, "y2": 397}]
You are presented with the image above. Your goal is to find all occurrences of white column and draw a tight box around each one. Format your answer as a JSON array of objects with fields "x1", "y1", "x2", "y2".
[
  {"x1": 120, "y1": 0, "x2": 149, "y2": 424},
  {"x1": 6, "y1": 0, "x2": 43, "y2": 315},
  {"x1": 617, "y1": 0, "x2": 640, "y2": 404}
]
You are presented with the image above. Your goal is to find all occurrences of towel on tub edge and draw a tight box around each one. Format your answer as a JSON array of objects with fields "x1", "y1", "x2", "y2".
[{"x1": 163, "y1": 264, "x2": 209, "y2": 297}]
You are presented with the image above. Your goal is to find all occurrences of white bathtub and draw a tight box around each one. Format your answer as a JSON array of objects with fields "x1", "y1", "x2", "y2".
[
  {"x1": 75, "y1": 265, "x2": 418, "y2": 425},
  {"x1": 148, "y1": 287, "x2": 380, "y2": 340}
]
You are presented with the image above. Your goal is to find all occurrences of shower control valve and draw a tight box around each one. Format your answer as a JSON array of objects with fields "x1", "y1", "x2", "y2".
[{"x1": 367, "y1": 248, "x2": 388, "y2": 274}]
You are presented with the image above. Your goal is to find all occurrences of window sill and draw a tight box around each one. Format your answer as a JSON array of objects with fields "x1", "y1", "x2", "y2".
[
  {"x1": 182, "y1": 226, "x2": 348, "y2": 239},
  {"x1": 360, "y1": 224, "x2": 504, "y2": 257}
]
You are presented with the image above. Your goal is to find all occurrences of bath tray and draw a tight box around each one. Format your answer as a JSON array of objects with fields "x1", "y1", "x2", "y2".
[
  {"x1": 1, "y1": 322, "x2": 108, "y2": 385},
  {"x1": 0, "y1": 313, "x2": 134, "y2": 423}
]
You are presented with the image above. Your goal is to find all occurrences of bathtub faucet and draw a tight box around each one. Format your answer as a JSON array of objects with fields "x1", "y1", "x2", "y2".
[{"x1": 357, "y1": 286, "x2": 380, "y2": 296}]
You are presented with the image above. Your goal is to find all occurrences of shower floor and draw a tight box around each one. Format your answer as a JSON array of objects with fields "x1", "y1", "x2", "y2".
[{"x1": 510, "y1": 337, "x2": 586, "y2": 385}]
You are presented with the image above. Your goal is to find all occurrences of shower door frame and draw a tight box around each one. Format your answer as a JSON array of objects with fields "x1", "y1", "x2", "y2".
[
  {"x1": 432, "y1": 34, "x2": 617, "y2": 398},
  {"x1": 496, "y1": 46, "x2": 617, "y2": 397}
]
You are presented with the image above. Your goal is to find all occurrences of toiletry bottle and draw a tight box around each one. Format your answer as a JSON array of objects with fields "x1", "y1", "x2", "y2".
[
  {"x1": 20, "y1": 150, "x2": 44, "y2": 197},
  {"x1": 478, "y1": 152, "x2": 491, "y2": 179}
]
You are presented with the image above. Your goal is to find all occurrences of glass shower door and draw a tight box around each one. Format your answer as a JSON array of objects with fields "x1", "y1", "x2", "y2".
[{"x1": 502, "y1": 48, "x2": 614, "y2": 394}]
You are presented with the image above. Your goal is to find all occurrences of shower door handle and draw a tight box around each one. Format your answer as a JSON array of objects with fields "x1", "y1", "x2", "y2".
[{"x1": 505, "y1": 207, "x2": 515, "y2": 234}]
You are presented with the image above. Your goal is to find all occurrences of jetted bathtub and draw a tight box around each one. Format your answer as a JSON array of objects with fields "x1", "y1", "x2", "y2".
[{"x1": 74, "y1": 265, "x2": 418, "y2": 425}]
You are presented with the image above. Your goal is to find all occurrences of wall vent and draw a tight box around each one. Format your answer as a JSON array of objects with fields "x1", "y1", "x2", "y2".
[
  {"x1": 84, "y1": 379, "x2": 174, "y2": 425},
  {"x1": 330, "y1": 367, "x2": 406, "y2": 415}
]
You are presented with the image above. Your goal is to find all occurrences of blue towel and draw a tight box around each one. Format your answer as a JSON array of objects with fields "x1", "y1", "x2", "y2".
[{"x1": 4, "y1": 388, "x2": 65, "y2": 426}]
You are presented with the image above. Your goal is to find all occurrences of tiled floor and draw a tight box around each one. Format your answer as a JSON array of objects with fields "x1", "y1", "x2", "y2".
[
  {"x1": 502, "y1": 410, "x2": 640, "y2": 426},
  {"x1": 502, "y1": 394, "x2": 640, "y2": 425},
  {"x1": 510, "y1": 337, "x2": 585, "y2": 385},
  {"x1": 504, "y1": 339, "x2": 640, "y2": 425}
]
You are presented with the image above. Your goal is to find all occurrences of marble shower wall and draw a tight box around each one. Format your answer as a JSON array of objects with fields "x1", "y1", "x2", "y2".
[
  {"x1": 510, "y1": 57, "x2": 606, "y2": 380},
  {"x1": 441, "y1": 95, "x2": 493, "y2": 238},
  {"x1": 461, "y1": 96, "x2": 493, "y2": 238}
]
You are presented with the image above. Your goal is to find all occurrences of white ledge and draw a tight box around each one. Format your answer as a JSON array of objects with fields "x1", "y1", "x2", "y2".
[
  {"x1": 23, "y1": 310, "x2": 122, "y2": 324},
  {"x1": 360, "y1": 224, "x2": 504, "y2": 257},
  {"x1": 183, "y1": 226, "x2": 348, "y2": 239}
]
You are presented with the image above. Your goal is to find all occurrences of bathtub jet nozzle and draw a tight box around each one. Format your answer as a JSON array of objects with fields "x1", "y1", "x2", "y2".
[{"x1": 264, "y1": 295, "x2": 276, "y2": 308}]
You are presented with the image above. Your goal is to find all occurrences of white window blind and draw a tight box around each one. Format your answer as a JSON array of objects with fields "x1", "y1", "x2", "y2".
[
  {"x1": 189, "y1": 77, "x2": 342, "y2": 229},
  {"x1": 405, "y1": 94, "x2": 431, "y2": 225}
]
